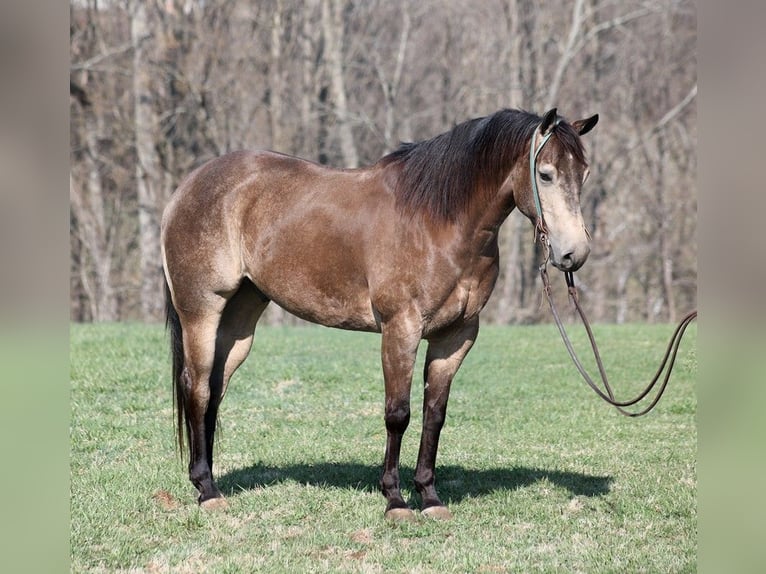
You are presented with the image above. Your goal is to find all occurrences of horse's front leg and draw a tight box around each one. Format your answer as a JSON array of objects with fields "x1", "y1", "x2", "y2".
[
  {"x1": 415, "y1": 317, "x2": 479, "y2": 520},
  {"x1": 379, "y1": 315, "x2": 422, "y2": 521}
]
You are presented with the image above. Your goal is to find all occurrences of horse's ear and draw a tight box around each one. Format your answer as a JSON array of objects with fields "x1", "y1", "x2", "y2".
[
  {"x1": 572, "y1": 114, "x2": 599, "y2": 136},
  {"x1": 539, "y1": 108, "x2": 558, "y2": 134}
]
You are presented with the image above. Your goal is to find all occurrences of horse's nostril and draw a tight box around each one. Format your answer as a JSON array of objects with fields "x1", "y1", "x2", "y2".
[{"x1": 562, "y1": 252, "x2": 574, "y2": 265}]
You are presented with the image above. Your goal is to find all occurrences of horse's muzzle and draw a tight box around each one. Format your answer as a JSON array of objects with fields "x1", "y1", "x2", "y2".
[{"x1": 551, "y1": 242, "x2": 590, "y2": 272}]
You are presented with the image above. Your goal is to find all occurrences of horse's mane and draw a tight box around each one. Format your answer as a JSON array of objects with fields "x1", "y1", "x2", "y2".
[{"x1": 379, "y1": 109, "x2": 586, "y2": 221}]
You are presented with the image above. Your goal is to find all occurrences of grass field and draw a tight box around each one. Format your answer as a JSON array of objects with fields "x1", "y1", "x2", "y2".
[{"x1": 70, "y1": 321, "x2": 696, "y2": 573}]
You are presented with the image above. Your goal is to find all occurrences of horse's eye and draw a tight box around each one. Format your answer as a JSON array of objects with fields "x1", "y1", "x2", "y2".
[{"x1": 539, "y1": 171, "x2": 553, "y2": 183}]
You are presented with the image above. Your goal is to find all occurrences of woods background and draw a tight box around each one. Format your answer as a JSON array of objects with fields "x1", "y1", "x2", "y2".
[{"x1": 69, "y1": 0, "x2": 696, "y2": 325}]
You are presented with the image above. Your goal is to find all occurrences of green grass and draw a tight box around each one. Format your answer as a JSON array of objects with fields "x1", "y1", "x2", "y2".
[{"x1": 70, "y1": 321, "x2": 696, "y2": 573}]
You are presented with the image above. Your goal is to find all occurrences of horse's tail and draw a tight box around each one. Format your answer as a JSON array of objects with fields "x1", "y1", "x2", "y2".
[{"x1": 165, "y1": 277, "x2": 187, "y2": 458}]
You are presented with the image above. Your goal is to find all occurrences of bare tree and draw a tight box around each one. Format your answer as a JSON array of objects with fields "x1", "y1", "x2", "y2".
[
  {"x1": 321, "y1": 0, "x2": 359, "y2": 167},
  {"x1": 70, "y1": 2, "x2": 120, "y2": 321},
  {"x1": 370, "y1": 2, "x2": 411, "y2": 151},
  {"x1": 69, "y1": 0, "x2": 697, "y2": 324},
  {"x1": 131, "y1": 0, "x2": 165, "y2": 321}
]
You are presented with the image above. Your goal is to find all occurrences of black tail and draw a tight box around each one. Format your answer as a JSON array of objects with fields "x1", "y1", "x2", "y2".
[{"x1": 165, "y1": 278, "x2": 187, "y2": 458}]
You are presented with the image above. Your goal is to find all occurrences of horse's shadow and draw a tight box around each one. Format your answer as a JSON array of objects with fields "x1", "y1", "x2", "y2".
[{"x1": 218, "y1": 461, "x2": 611, "y2": 503}]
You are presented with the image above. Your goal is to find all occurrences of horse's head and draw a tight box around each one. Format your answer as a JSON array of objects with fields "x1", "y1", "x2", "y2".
[{"x1": 516, "y1": 108, "x2": 599, "y2": 272}]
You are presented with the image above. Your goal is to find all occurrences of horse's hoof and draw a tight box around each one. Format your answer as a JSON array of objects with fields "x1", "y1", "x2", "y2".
[
  {"x1": 200, "y1": 497, "x2": 229, "y2": 511},
  {"x1": 384, "y1": 507, "x2": 418, "y2": 522},
  {"x1": 421, "y1": 505, "x2": 453, "y2": 520}
]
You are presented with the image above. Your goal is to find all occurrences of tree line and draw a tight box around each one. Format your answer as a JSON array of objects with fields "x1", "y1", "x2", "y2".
[{"x1": 70, "y1": 0, "x2": 696, "y2": 324}]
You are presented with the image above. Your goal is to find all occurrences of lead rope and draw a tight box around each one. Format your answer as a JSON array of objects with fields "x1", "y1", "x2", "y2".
[
  {"x1": 530, "y1": 118, "x2": 697, "y2": 416},
  {"x1": 540, "y1": 266, "x2": 697, "y2": 417}
]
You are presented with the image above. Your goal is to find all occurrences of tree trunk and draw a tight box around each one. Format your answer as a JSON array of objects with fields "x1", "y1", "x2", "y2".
[
  {"x1": 300, "y1": 0, "x2": 319, "y2": 159},
  {"x1": 321, "y1": 0, "x2": 358, "y2": 167},
  {"x1": 656, "y1": 130, "x2": 677, "y2": 323},
  {"x1": 131, "y1": 1, "x2": 164, "y2": 321},
  {"x1": 495, "y1": 215, "x2": 525, "y2": 323},
  {"x1": 264, "y1": 0, "x2": 290, "y2": 326},
  {"x1": 544, "y1": 0, "x2": 584, "y2": 111},
  {"x1": 69, "y1": 4, "x2": 118, "y2": 322},
  {"x1": 69, "y1": 166, "x2": 117, "y2": 321},
  {"x1": 504, "y1": 0, "x2": 524, "y2": 108},
  {"x1": 375, "y1": 6, "x2": 410, "y2": 151},
  {"x1": 269, "y1": 0, "x2": 286, "y2": 153},
  {"x1": 495, "y1": 0, "x2": 532, "y2": 323}
]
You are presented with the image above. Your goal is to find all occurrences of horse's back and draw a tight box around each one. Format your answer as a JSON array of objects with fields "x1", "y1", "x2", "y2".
[
  {"x1": 165, "y1": 149, "x2": 381, "y2": 223},
  {"x1": 162, "y1": 150, "x2": 388, "y2": 330},
  {"x1": 165, "y1": 150, "x2": 313, "y2": 215}
]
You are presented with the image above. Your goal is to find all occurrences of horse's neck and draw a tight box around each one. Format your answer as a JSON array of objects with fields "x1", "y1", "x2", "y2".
[
  {"x1": 465, "y1": 183, "x2": 516, "y2": 247},
  {"x1": 451, "y1": 201, "x2": 509, "y2": 267}
]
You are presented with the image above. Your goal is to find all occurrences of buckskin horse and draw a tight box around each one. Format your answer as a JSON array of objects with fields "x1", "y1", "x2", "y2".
[{"x1": 162, "y1": 107, "x2": 599, "y2": 520}]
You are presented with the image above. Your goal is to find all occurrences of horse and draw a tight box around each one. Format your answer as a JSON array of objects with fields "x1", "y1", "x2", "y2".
[{"x1": 162, "y1": 107, "x2": 599, "y2": 521}]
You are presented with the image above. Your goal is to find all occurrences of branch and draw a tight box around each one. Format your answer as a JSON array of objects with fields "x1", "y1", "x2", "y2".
[
  {"x1": 545, "y1": 3, "x2": 658, "y2": 110},
  {"x1": 544, "y1": 0, "x2": 585, "y2": 111},
  {"x1": 577, "y1": 6, "x2": 656, "y2": 50},
  {"x1": 373, "y1": 8, "x2": 411, "y2": 103},
  {"x1": 70, "y1": 40, "x2": 137, "y2": 72},
  {"x1": 391, "y1": 9, "x2": 411, "y2": 102},
  {"x1": 653, "y1": 83, "x2": 697, "y2": 134},
  {"x1": 69, "y1": 173, "x2": 98, "y2": 256},
  {"x1": 634, "y1": 82, "x2": 698, "y2": 150},
  {"x1": 599, "y1": 83, "x2": 697, "y2": 178}
]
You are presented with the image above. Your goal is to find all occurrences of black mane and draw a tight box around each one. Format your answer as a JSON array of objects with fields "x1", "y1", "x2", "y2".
[{"x1": 379, "y1": 109, "x2": 586, "y2": 220}]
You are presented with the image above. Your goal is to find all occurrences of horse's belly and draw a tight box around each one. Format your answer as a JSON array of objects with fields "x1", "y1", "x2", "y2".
[
  {"x1": 241, "y1": 210, "x2": 381, "y2": 331},
  {"x1": 248, "y1": 265, "x2": 379, "y2": 332},
  {"x1": 279, "y1": 291, "x2": 379, "y2": 332}
]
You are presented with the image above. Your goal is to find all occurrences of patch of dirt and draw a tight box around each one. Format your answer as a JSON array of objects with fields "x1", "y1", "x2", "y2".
[
  {"x1": 283, "y1": 525, "x2": 305, "y2": 539},
  {"x1": 350, "y1": 528, "x2": 374, "y2": 545},
  {"x1": 312, "y1": 545, "x2": 368, "y2": 562},
  {"x1": 274, "y1": 379, "x2": 299, "y2": 395},
  {"x1": 152, "y1": 489, "x2": 179, "y2": 511},
  {"x1": 564, "y1": 497, "x2": 585, "y2": 515}
]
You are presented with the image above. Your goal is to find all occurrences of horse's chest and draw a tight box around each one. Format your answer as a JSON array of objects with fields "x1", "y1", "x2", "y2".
[
  {"x1": 463, "y1": 260, "x2": 500, "y2": 315},
  {"x1": 430, "y1": 258, "x2": 499, "y2": 330}
]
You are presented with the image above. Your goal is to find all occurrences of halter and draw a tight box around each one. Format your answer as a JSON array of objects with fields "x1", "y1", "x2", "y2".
[{"x1": 528, "y1": 118, "x2": 561, "y2": 255}]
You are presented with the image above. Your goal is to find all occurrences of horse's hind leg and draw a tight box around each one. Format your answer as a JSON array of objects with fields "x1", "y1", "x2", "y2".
[
  {"x1": 179, "y1": 282, "x2": 268, "y2": 508},
  {"x1": 207, "y1": 282, "x2": 270, "y2": 491},
  {"x1": 203, "y1": 284, "x2": 269, "y2": 507},
  {"x1": 177, "y1": 305, "x2": 227, "y2": 507},
  {"x1": 216, "y1": 280, "x2": 270, "y2": 402}
]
